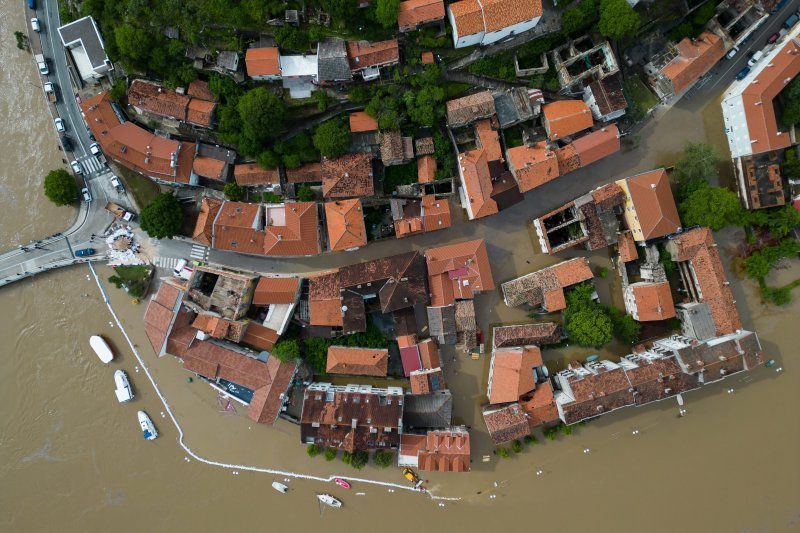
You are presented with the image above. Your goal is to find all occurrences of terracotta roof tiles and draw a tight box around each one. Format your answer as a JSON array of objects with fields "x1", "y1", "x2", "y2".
[
  {"x1": 245, "y1": 47, "x2": 281, "y2": 77},
  {"x1": 571, "y1": 125, "x2": 620, "y2": 167},
  {"x1": 542, "y1": 100, "x2": 593, "y2": 140},
  {"x1": 483, "y1": 403, "x2": 530, "y2": 444},
  {"x1": 459, "y1": 149, "x2": 498, "y2": 219},
  {"x1": 253, "y1": 277, "x2": 300, "y2": 305},
  {"x1": 624, "y1": 169, "x2": 681, "y2": 240},
  {"x1": 326, "y1": 346, "x2": 389, "y2": 376},
  {"x1": 617, "y1": 231, "x2": 639, "y2": 262},
  {"x1": 446, "y1": 91, "x2": 495, "y2": 128},
  {"x1": 398, "y1": 0, "x2": 445, "y2": 30},
  {"x1": 192, "y1": 156, "x2": 226, "y2": 180},
  {"x1": 628, "y1": 282, "x2": 676, "y2": 321},
  {"x1": 349, "y1": 111, "x2": 379, "y2": 133},
  {"x1": 286, "y1": 162, "x2": 322, "y2": 183},
  {"x1": 507, "y1": 142, "x2": 559, "y2": 192},
  {"x1": 193, "y1": 198, "x2": 223, "y2": 246},
  {"x1": 661, "y1": 32, "x2": 725, "y2": 94},
  {"x1": 425, "y1": 239, "x2": 494, "y2": 306},
  {"x1": 417, "y1": 155, "x2": 437, "y2": 183},
  {"x1": 417, "y1": 429, "x2": 470, "y2": 472},
  {"x1": 502, "y1": 257, "x2": 593, "y2": 309},
  {"x1": 481, "y1": 0, "x2": 542, "y2": 33},
  {"x1": 234, "y1": 163, "x2": 280, "y2": 186},
  {"x1": 488, "y1": 346, "x2": 542, "y2": 404},
  {"x1": 347, "y1": 40, "x2": 400, "y2": 70},
  {"x1": 448, "y1": 0, "x2": 485, "y2": 38},
  {"x1": 325, "y1": 199, "x2": 367, "y2": 251},
  {"x1": 321, "y1": 153, "x2": 374, "y2": 197}
]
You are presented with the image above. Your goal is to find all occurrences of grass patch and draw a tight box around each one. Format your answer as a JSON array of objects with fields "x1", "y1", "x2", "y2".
[
  {"x1": 383, "y1": 163, "x2": 418, "y2": 194},
  {"x1": 503, "y1": 126, "x2": 525, "y2": 148},
  {"x1": 623, "y1": 74, "x2": 658, "y2": 121},
  {"x1": 116, "y1": 167, "x2": 161, "y2": 209},
  {"x1": 443, "y1": 82, "x2": 471, "y2": 99},
  {"x1": 108, "y1": 265, "x2": 153, "y2": 299}
]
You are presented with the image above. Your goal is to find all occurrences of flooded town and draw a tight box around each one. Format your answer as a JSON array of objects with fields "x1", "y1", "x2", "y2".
[{"x1": 1, "y1": 0, "x2": 799, "y2": 531}]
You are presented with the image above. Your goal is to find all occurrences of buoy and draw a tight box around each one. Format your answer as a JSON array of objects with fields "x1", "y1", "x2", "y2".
[
  {"x1": 131, "y1": 298, "x2": 139, "y2": 305},
  {"x1": 186, "y1": 377, "x2": 193, "y2": 383}
]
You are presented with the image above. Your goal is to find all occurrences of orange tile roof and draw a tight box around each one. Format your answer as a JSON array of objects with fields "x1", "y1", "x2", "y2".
[
  {"x1": 192, "y1": 156, "x2": 226, "y2": 180},
  {"x1": 502, "y1": 257, "x2": 594, "y2": 309},
  {"x1": 349, "y1": 111, "x2": 379, "y2": 133},
  {"x1": 421, "y1": 195, "x2": 451, "y2": 232},
  {"x1": 666, "y1": 227, "x2": 742, "y2": 336},
  {"x1": 128, "y1": 79, "x2": 189, "y2": 119},
  {"x1": 398, "y1": 0, "x2": 445, "y2": 30},
  {"x1": 617, "y1": 230, "x2": 638, "y2": 263},
  {"x1": 481, "y1": 0, "x2": 542, "y2": 33},
  {"x1": 245, "y1": 47, "x2": 281, "y2": 77},
  {"x1": 410, "y1": 367, "x2": 446, "y2": 394},
  {"x1": 234, "y1": 163, "x2": 280, "y2": 186},
  {"x1": 446, "y1": 90, "x2": 495, "y2": 127},
  {"x1": 286, "y1": 162, "x2": 322, "y2": 183},
  {"x1": 489, "y1": 346, "x2": 542, "y2": 404},
  {"x1": 186, "y1": 98, "x2": 216, "y2": 127},
  {"x1": 326, "y1": 346, "x2": 389, "y2": 376},
  {"x1": 81, "y1": 92, "x2": 196, "y2": 184},
  {"x1": 625, "y1": 169, "x2": 681, "y2": 240},
  {"x1": 417, "y1": 429, "x2": 470, "y2": 472},
  {"x1": 347, "y1": 40, "x2": 400, "y2": 70},
  {"x1": 661, "y1": 32, "x2": 725, "y2": 94},
  {"x1": 321, "y1": 153, "x2": 374, "y2": 198},
  {"x1": 571, "y1": 124, "x2": 620, "y2": 167},
  {"x1": 417, "y1": 155, "x2": 437, "y2": 183},
  {"x1": 518, "y1": 381, "x2": 559, "y2": 427},
  {"x1": 397, "y1": 334, "x2": 417, "y2": 348},
  {"x1": 542, "y1": 100, "x2": 593, "y2": 140},
  {"x1": 448, "y1": 0, "x2": 485, "y2": 37},
  {"x1": 418, "y1": 338, "x2": 441, "y2": 369},
  {"x1": 425, "y1": 239, "x2": 494, "y2": 306},
  {"x1": 143, "y1": 283, "x2": 181, "y2": 355},
  {"x1": 193, "y1": 198, "x2": 223, "y2": 246},
  {"x1": 263, "y1": 202, "x2": 320, "y2": 256},
  {"x1": 629, "y1": 282, "x2": 676, "y2": 321},
  {"x1": 474, "y1": 118, "x2": 502, "y2": 162},
  {"x1": 421, "y1": 51, "x2": 435, "y2": 64},
  {"x1": 555, "y1": 143, "x2": 580, "y2": 175},
  {"x1": 739, "y1": 38, "x2": 800, "y2": 156},
  {"x1": 241, "y1": 323, "x2": 280, "y2": 351},
  {"x1": 483, "y1": 403, "x2": 530, "y2": 444},
  {"x1": 253, "y1": 277, "x2": 300, "y2": 305},
  {"x1": 325, "y1": 199, "x2": 367, "y2": 251},
  {"x1": 506, "y1": 142, "x2": 559, "y2": 192},
  {"x1": 308, "y1": 296, "x2": 344, "y2": 327},
  {"x1": 459, "y1": 150, "x2": 498, "y2": 219},
  {"x1": 187, "y1": 80, "x2": 214, "y2": 101}
]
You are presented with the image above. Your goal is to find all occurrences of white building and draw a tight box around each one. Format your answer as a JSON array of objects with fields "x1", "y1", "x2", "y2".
[
  {"x1": 57, "y1": 16, "x2": 113, "y2": 80},
  {"x1": 447, "y1": 0, "x2": 542, "y2": 49}
]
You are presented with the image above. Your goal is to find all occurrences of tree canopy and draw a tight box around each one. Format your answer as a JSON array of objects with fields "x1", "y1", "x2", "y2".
[
  {"x1": 779, "y1": 77, "x2": 800, "y2": 126},
  {"x1": 679, "y1": 185, "x2": 744, "y2": 231},
  {"x1": 223, "y1": 182, "x2": 245, "y2": 201},
  {"x1": 140, "y1": 192, "x2": 183, "y2": 239},
  {"x1": 674, "y1": 142, "x2": 721, "y2": 200},
  {"x1": 313, "y1": 118, "x2": 351, "y2": 158},
  {"x1": 598, "y1": 0, "x2": 640, "y2": 40},
  {"x1": 43, "y1": 169, "x2": 78, "y2": 206},
  {"x1": 272, "y1": 339, "x2": 300, "y2": 363},
  {"x1": 236, "y1": 88, "x2": 286, "y2": 155},
  {"x1": 562, "y1": 0, "x2": 597, "y2": 36},
  {"x1": 375, "y1": 0, "x2": 401, "y2": 28},
  {"x1": 566, "y1": 307, "x2": 613, "y2": 347}
]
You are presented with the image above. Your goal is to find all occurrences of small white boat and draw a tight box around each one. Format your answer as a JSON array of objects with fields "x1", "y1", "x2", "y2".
[
  {"x1": 317, "y1": 493, "x2": 342, "y2": 508},
  {"x1": 90, "y1": 335, "x2": 114, "y2": 364},
  {"x1": 114, "y1": 370, "x2": 133, "y2": 403},
  {"x1": 138, "y1": 410, "x2": 158, "y2": 441},
  {"x1": 272, "y1": 481, "x2": 289, "y2": 494}
]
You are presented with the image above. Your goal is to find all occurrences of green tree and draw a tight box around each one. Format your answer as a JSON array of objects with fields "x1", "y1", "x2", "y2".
[
  {"x1": 598, "y1": 0, "x2": 640, "y2": 40},
  {"x1": 566, "y1": 306, "x2": 613, "y2": 347},
  {"x1": 404, "y1": 86, "x2": 445, "y2": 127},
  {"x1": 375, "y1": 0, "x2": 400, "y2": 28},
  {"x1": 511, "y1": 440, "x2": 523, "y2": 453},
  {"x1": 224, "y1": 182, "x2": 245, "y2": 201},
  {"x1": 307, "y1": 444, "x2": 322, "y2": 457},
  {"x1": 274, "y1": 25, "x2": 310, "y2": 52},
  {"x1": 561, "y1": 8, "x2": 587, "y2": 36},
  {"x1": 350, "y1": 450, "x2": 368, "y2": 469},
  {"x1": 257, "y1": 150, "x2": 281, "y2": 170},
  {"x1": 43, "y1": 169, "x2": 78, "y2": 206},
  {"x1": 744, "y1": 252, "x2": 770, "y2": 280},
  {"x1": 313, "y1": 118, "x2": 351, "y2": 158},
  {"x1": 609, "y1": 308, "x2": 641, "y2": 344},
  {"x1": 140, "y1": 192, "x2": 183, "y2": 239},
  {"x1": 780, "y1": 77, "x2": 800, "y2": 126},
  {"x1": 679, "y1": 186, "x2": 744, "y2": 231},
  {"x1": 114, "y1": 23, "x2": 151, "y2": 69},
  {"x1": 674, "y1": 142, "x2": 720, "y2": 200},
  {"x1": 764, "y1": 204, "x2": 800, "y2": 238},
  {"x1": 295, "y1": 186, "x2": 314, "y2": 202},
  {"x1": 324, "y1": 448, "x2": 337, "y2": 461},
  {"x1": 782, "y1": 149, "x2": 800, "y2": 180},
  {"x1": 373, "y1": 449, "x2": 394, "y2": 468},
  {"x1": 272, "y1": 339, "x2": 300, "y2": 363},
  {"x1": 237, "y1": 88, "x2": 286, "y2": 154},
  {"x1": 109, "y1": 79, "x2": 127, "y2": 102},
  {"x1": 497, "y1": 447, "x2": 510, "y2": 458}
]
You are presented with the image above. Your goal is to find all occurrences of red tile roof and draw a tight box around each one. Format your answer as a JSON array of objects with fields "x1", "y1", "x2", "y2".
[
  {"x1": 192, "y1": 156, "x2": 225, "y2": 180},
  {"x1": 417, "y1": 155, "x2": 437, "y2": 183},
  {"x1": 128, "y1": 79, "x2": 215, "y2": 127},
  {"x1": 192, "y1": 198, "x2": 223, "y2": 246},
  {"x1": 483, "y1": 403, "x2": 530, "y2": 444},
  {"x1": 542, "y1": 100, "x2": 593, "y2": 140},
  {"x1": 349, "y1": 111, "x2": 379, "y2": 133},
  {"x1": 143, "y1": 283, "x2": 181, "y2": 355},
  {"x1": 617, "y1": 230, "x2": 638, "y2": 263},
  {"x1": 398, "y1": 0, "x2": 445, "y2": 30},
  {"x1": 475, "y1": 118, "x2": 502, "y2": 162},
  {"x1": 253, "y1": 277, "x2": 300, "y2": 305},
  {"x1": 245, "y1": 47, "x2": 281, "y2": 77},
  {"x1": 286, "y1": 162, "x2": 322, "y2": 183},
  {"x1": 347, "y1": 40, "x2": 400, "y2": 70},
  {"x1": 325, "y1": 199, "x2": 367, "y2": 251},
  {"x1": 459, "y1": 149, "x2": 498, "y2": 219},
  {"x1": 661, "y1": 32, "x2": 725, "y2": 94},
  {"x1": 241, "y1": 322, "x2": 280, "y2": 351},
  {"x1": 555, "y1": 143, "x2": 581, "y2": 175},
  {"x1": 394, "y1": 195, "x2": 452, "y2": 238},
  {"x1": 421, "y1": 51, "x2": 435, "y2": 64},
  {"x1": 425, "y1": 239, "x2": 495, "y2": 306},
  {"x1": 321, "y1": 153, "x2": 374, "y2": 198},
  {"x1": 448, "y1": 0, "x2": 484, "y2": 37},
  {"x1": 628, "y1": 282, "x2": 676, "y2": 321},
  {"x1": 234, "y1": 163, "x2": 279, "y2": 186},
  {"x1": 488, "y1": 346, "x2": 542, "y2": 404},
  {"x1": 326, "y1": 346, "x2": 389, "y2": 376},
  {"x1": 187, "y1": 80, "x2": 215, "y2": 101},
  {"x1": 518, "y1": 381, "x2": 559, "y2": 427},
  {"x1": 506, "y1": 142, "x2": 559, "y2": 192},
  {"x1": 410, "y1": 367, "x2": 446, "y2": 394},
  {"x1": 186, "y1": 98, "x2": 216, "y2": 128},
  {"x1": 624, "y1": 169, "x2": 681, "y2": 240},
  {"x1": 417, "y1": 429, "x2": 470, "y2": 472},
  {"x1": 418, "y1": 338, "x2": 441, "y2": 369},
  {"x1": 502, "y1": 257, "x2": 594, "y2": 309},
  {"x1": 571, "y1": 124, "x2": 620, "y2": 167}
]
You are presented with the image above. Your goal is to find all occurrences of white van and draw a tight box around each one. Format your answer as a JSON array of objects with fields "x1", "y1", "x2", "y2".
[
  {"x1": 747, "y1": 50, "x2": 764, "y2": 67},
  {"x1": 173, "y1": 259, "x2": 187, "y2": 276}
]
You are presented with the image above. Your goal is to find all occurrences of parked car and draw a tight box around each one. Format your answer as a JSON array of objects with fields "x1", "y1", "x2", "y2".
[
  {"x1": 736, "y1": 66, "x2": 751, "y2": 80},
  {"x1": 71, "y1": 160, "x2": 83, "y2": 175},
  {"x1": 784, "y1": 13, "x2": 799, "y2": 29},
  {"x1": 54, "y1": 117, "x2": 65, "y2": 133},
  {"x1": 89, "y1": 142, "x2": 101, "y2": 156},
  {"x1": 75, "y1": 248, "x2": 95, "y2": 257},
  {"x1": 747, "y1": 50, "x2": 764, "y2": 67},
  {"x1": 30, "y1": 17, "x2": 40, "y2": 32},
  {"x1": 725, "y1": 46, "x2": 739, "y2": 59},
  {"x1": 81, "y1": 187, "x2": 91, "y2": 202},
  {"x1": 767, "y1": 32, "x2": 781, "y2": 44},
  {"x1": 110, "y1": 175, "x2": 124, "y2": 193},
  {"x1": 173, "y1": 259, "x2": 188, "y2": 277},
  {"x1": 61, "y1": 135, "x2": 73, "y2": 152}
]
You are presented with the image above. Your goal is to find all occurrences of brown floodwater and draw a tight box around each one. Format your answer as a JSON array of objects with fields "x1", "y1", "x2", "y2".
[{"x1": 1, "y1": 1, "x2": 799, "y2": 530}]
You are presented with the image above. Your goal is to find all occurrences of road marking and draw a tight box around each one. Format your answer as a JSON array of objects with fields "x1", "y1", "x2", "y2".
[
  {"x1": 78, "y1": 155, "x2": 102, "y2": 174},
  {"x1": 190, "y1": 244, "x2": 208, "y2": 261},
  {"x1": 154, "y1": 257, "x2": 179, "y2": 269}
]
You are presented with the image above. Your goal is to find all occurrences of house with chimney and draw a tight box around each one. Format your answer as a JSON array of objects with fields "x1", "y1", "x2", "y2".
[
  {"x1": 347, "y1": 39, "x2": 400, "y2": 81},
  {"x1": 646, "y1": 31, "x2": 725, "y2": 100},
  {"x1": 447, "y1": 0, "x2": 543, "y2": 48},
  {"x1": 324, "y1": 199, "x2": 368, "y2": 252},
  {"x1": 398, "y1": 0, "x2": 445, "y2": 32},
  {"x1": 615, "y1": 169, "x2": 682, "y2": 242},
  {"x1": 501, "y1": 257, "x2": 594, "y2": 311},
  {"x1": 398, "y1": 428, "x2": 470, "y2": 472}
]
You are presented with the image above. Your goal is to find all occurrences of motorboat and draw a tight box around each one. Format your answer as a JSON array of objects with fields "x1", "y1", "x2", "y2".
[
  {"x1": 334, "y1": 478, "x2": 351, "y2": 489},
  {"x1": 272, "y1": 482, "x2": 289, "y2": 494},
  {"x1": 90, "y1": 335, "x2": 114, "y2": 363},
  {"x1": 317, "y1": 494, "x2": 342, "y2": 508},
  {"x1": 114, "y1": 370, "x2": 133, "y2": 402},
  {"x1": 138, "y1": 410, "x2": 158, "y2": 441}
]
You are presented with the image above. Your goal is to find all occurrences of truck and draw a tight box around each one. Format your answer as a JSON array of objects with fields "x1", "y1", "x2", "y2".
[
  {"x1": 44, "y1": 82, "x2": 57, "y2": 103},
  {"x1": 34, "y1": 54, "x2": 48, "y2": 75},
  {"x1": 105, "y1": 202, "x2": 135, "y2": 222}
]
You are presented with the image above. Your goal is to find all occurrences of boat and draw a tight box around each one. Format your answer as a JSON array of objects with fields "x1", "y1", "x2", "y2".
[
  {"x1": 316, "y1": 494, "x2": 342, "y2": 508},
  {"x1": 334, "y1": 478, "x2": 351, "y2": 489},
  {"x1": 138, "y1": 410, "x2": 158, "y2": 441},
  {"x1": 272, "y1": 481, "x2": 289, "y2": 494},
  {"x1": 90, "y1": 335, "x2": 114, "y2": 363},
  {"x1": 114, "y1": 370, "x2": 133, "y2": 403}
]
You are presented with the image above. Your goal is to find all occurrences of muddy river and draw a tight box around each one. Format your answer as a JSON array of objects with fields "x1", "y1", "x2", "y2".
[{"x1": 1, "y1": 1, "x2": 799, "y2": 530}]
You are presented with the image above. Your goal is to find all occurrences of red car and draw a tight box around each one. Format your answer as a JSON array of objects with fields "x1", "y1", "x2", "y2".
[{"x1": 767, "y1": 32, "x2": 780, "y2": 44}]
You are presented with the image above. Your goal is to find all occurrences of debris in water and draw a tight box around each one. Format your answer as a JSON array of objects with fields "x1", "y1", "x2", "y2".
[
  {"x1": 536, "y1": 470, "x2": 543, "y2": 476},
  {"x1": 356, "y1": 492, "x2": 365, "y2": 496},
  {"x1": 632, "y1": 430, "x2": 639, "y2": 435},
  {"x1": 583, "y1": 448, "x2": 590, "y2": 454}
]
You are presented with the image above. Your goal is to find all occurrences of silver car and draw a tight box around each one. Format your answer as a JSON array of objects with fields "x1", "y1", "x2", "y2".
[{"x1": 81, "y1": 187, "x2": 92, "y2": 203}]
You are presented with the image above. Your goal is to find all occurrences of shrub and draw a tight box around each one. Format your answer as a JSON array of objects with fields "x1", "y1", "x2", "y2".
[
  {"x1": 262, "y1": 191, "x2": 281, "y2": 203},
  {"x1": 341, "y1": 451, "x2": 353, "y2": 465},
  {"x1": 307, "y1": 444, "x2": 322, "y2": 457},
  {"x1": 497, "y1": 447, "x2": 510, "y2": 458},
  {"x1": 271, "y1": 339, "x2": 299, "y2": 362},
  {"x1": 350, "y1": 450, "x2": 368, "y2": 469},
  {"x1": 224, "y1": 182, "x2": 245, "y2": 201},
  {"x1": 296, "y1": 185, "x2": 315, "y2": 202},
  {"x1": 523, "y1": 435, "x2": 537, "y2": 445},
  {"x1": 324, "y1": 448, "x2": 337, "y2": 461},
  {"x1": 373, "y1": 449, "x2": 394, "y2": 468},
  {"x1": 511, "y1": 440, "x2": 523, "y2": 453},
  {"x1": 598, "y1": 266, "x2": 609, "y2": 278},
  {"x1": 544, "y1": 427, "x2": 558, "y2": 441}
]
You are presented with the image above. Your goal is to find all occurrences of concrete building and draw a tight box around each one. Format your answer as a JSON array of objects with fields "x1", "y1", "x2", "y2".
[{"x1": 57, "y1": 16, "x2": 113, "y2": 81}]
